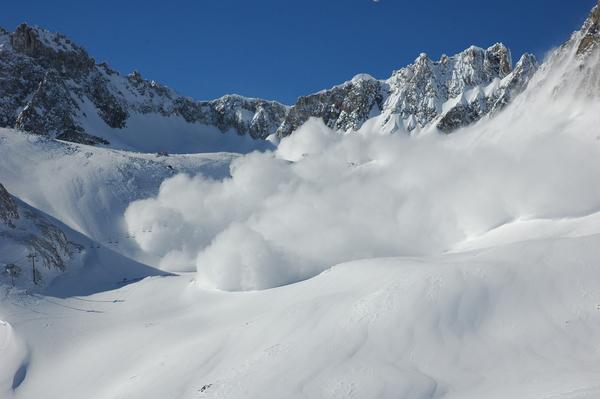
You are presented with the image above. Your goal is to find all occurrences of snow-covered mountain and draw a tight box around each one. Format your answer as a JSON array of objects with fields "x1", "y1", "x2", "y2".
[
  {"x1": 1, "y1": 2, "x2": 600, "y2": 399},
  {"x1": 0, "y1": 23, "x2": 536, "y2": 152},
  {"x1": 278, "y1": 44, "x2": 537, "y2": 137},
  {"x1": 0, "y1": 24, "x2": 285, "y2": 153}
]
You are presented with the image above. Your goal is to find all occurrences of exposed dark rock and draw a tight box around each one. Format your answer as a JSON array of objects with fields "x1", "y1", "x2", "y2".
[
  {"x1": 277, "y1": 75, "x2": 384, "y2": 137},
  {"x1": 56, "y1": 130, "x2": 109, "y2": 145},
  {"x1": 0, "y1": 184, "x2": 82, "y2": 277},
  {"x1": 25, "y1": 209, "x2": 82, "y2": 271},
  {"x1": 14, "y1": 70, "x2": 81, "y2": 136},
  {"x1": 0, "y1": 183, "x2": 19, "y2": 228},
  {"x1": 10, "y1": 23, "x2": 95, "y2": 75},
  {"x1": 577, "y1": 2, "x2": 600, "y2": 56}
]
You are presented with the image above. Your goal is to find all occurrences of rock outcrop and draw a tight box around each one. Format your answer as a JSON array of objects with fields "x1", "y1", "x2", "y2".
[
  {"x1": 577, "y1": 1, "x2": 600, "y2": 56},
  {"x1": 276, "y1": 74, "x2": 385, "y2": 137},
  {"x1": 0, "y1": 183, "x2": 18, "y2": 227},
  {"x1": 1, "y1": 182, "x2": 81, "y2": 287}
]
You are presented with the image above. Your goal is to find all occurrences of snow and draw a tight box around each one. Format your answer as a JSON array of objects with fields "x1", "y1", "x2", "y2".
[
  {"x1": 0, "y1": 128, "x2": 237, "y2": 269},
  {"x1": 122, "y1": 86, "x2": 600, "y2": 290},
  {"x1": 319, "y1": 73, "x2": 377, "y2": 94},
  {"x1": 0, "y1": 189, "x2": 164, "y2": 294},
  {"x1": 452, "y1": 210, "x2": 600, "y2": 253},
  {"x1": 1, "y1": 6, "x2": 600, "y2": 398},
  {"x1": 25, "y1": 26, "x2": 80, "y2": 54},
  {"x1": 351, "y1": 73, "x2": 377, "y2": 83},
  {"x1": 0, "y1": 320, "x2": 28, "y2": 397},
  {"x1": 1, "y1": 232, "x2": 600, "y2": 399},
  {"x1": 75, "y1": 97, "x2": 274, "y2": 154},
  {"x1": 0, "y1": 32, "x2": 10, "y2": 49}
]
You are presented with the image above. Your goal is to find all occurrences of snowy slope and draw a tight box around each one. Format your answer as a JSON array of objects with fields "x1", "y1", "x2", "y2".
[
  {"x1": 0, "y1": 128, "x2": 236, "y2": 269},
  {"x1": 0, "y1": 182, "x2": 163, "y2": 295},
  {"x1": 1, "y1": 232, "x2": 600, "y2": 399}
]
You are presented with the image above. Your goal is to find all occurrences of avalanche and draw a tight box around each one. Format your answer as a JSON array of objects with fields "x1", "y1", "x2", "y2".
[{"x1": 2, "y1": 2, "x2": 600, "y2": 399}]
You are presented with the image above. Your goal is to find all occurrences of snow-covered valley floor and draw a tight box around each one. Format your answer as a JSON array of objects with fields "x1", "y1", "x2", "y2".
[{"x1": 2, "y1": 228, "x2": 600, "y2": 399}]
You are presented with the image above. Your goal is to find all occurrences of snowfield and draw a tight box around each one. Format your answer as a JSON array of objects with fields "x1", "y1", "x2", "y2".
[
  {"x1": 2, "y1": 3, "x2": 600, "y2": 399},
  {"x1": 1, "y1": 232, "x2": 600, "y2": 399}
]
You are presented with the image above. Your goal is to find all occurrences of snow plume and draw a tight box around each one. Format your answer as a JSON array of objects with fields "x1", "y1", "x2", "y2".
[
  {"x1": 125, "y1": 108, "x2": 600, "y2": 291},
  {"x1": 125, "y1": 44, "x2": 600, "y2": 291}
]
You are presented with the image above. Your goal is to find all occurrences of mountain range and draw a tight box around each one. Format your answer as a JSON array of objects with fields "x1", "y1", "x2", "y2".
[{"x1": 1, "y1": 22, "x2": 538, "y2": 152}]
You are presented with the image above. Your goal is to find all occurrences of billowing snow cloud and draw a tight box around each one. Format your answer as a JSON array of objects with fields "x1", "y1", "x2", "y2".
[
  {"x1": 125, "y1": 105, "x2": 600, "y2": 291},
  {"x1": 125, "y1": 47, "x2": 600, "y2": 290}
]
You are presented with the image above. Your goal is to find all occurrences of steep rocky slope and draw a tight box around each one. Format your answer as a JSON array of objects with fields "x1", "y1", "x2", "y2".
[
  {"x1": 0, "y1": 23, "x2": 537, "y2": 150},
  {"x1": 0, "y1": 181, "x2": 162, "y2": 294}
]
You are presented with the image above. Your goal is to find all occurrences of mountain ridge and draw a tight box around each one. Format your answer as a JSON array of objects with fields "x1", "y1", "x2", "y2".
[
  {"x1": 0, "y1": 23, "x2": 538, "y2": 151},
  {"x1": 3, "y1": 0, "x2": 600, "y2": 151}
]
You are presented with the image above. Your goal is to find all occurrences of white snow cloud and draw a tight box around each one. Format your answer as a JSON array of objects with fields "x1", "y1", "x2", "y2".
[{"x1": 124, "y1": 52, "x2": 600, "y2": 290}]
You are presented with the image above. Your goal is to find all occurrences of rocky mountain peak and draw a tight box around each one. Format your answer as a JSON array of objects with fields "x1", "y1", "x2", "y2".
[
  {"x1": 0, "y1": 22, "x2": 539, "y2": 149},
  {"x1": 486, "y1": 42, "x2": 512, "y2": 76},
  {"x1": 9, "y1": 23, "x2": 94, "y2": 73},
  {"x1": 11, "y1": 23, "x2": 80, "y2": 54},
  {"x1": 531, "y1": 1, "x2": 600, "y2": 99},
  {"x1": 576, "y1": 1, "x2": 600, "y2": 56},
  {"x1": 127, "y1": 69, "x2": 145, "y2": 83},
  {"x1": 272, "y1": 41, "x2": 535, "y2": 139},
  {"x1": 513, "y1": 53, "x2": 538, "y2": 78},
  {"x1": 415, "y1": 52, "x2": 431, "y2": 63}
]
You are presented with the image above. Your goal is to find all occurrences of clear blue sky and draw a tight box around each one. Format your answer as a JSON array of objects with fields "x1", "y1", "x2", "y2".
[{"x1": 1, "y1": 0, "x2": 596, "y2": 104}]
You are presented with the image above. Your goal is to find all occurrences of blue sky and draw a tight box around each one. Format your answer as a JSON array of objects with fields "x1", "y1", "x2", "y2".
[{"x1": 1, "y1": 0, "x2": 596, "y2": 104}]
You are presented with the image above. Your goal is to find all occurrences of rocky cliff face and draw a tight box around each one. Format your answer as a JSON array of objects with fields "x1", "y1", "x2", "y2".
[
  {"x1": 276, "y1": 74, "x2": 385, "y2": 137},
  {"x1": 576, "y1": 2, "x2": 600, "y2": 56},
  {"x1": 0, "y1": 23, "x2": 539, "y2": 147}
]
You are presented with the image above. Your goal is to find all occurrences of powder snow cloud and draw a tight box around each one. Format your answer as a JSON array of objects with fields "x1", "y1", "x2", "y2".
[
  {"x1": 125, "y1": 90, "x2": 600, "y2": 290},
  {"x1": 125, "y1": 46, "x2": 600, "y2": 290}
]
